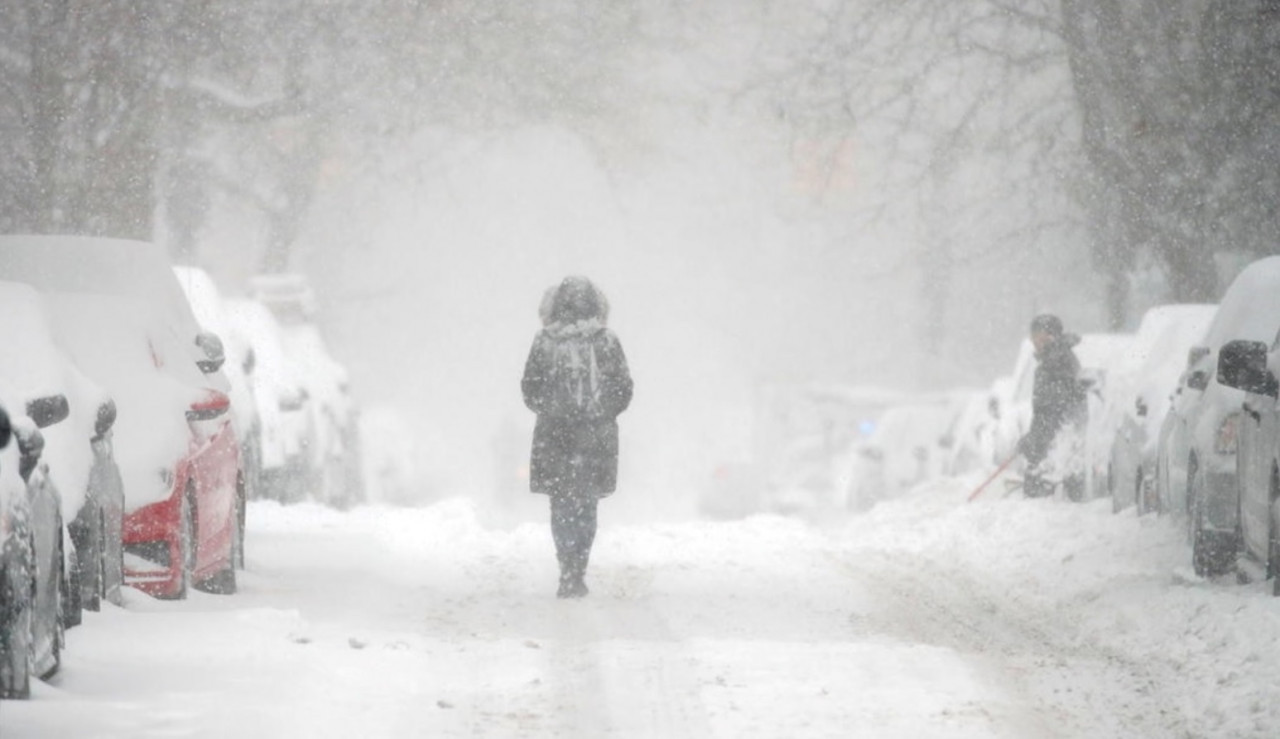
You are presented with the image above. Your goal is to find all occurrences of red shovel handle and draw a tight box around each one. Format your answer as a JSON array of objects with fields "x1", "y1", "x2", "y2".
[{"x1": 967, "y1": 454, "x2": 1019, "y2": 502}]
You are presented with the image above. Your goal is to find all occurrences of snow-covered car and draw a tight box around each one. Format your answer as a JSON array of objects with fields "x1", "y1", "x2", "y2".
[
  {"x1": 1156, "y1": 256, "x2": 1280, "y2": 577},
  {"x1": 0, "y1": 393, "x2": 72, "y2": 698},
  {"x1": 851, "y1": 396, "x2": 961, "y2": 508},
  {"x1": 173, "y1": 268, "x2": 257, "y2": 506},
  {"x1": 945, "y1": 377, "x2": 1013, "y2": 476},
  {"x1": 755, "y1": 383, "x2": 908, "y2": 515},
  {"x1": 0, "y1": 236, "x2": 243, "y2": 599},
  {"x1": 766, "y1": 433, "x2": 853, "y2": 515},
  {"x1": 1154, "y1": 347, "x2": 1212, "y2": 515},
  {"x1": 0, "y1": 282, "x2": 126, "y2": 616},
  {"x1": 1216, "y1": 322, "x2": 1280, "y2": 593},
  {"x1": 250, "y1": 274, "x2": 363, "y2": 508},
  {"x1": 1103, "y1": 304, "x2": 1216, "y2": 514},
  {"x1": 222, "y1": 297, "x2": 314, "y2": 503}
]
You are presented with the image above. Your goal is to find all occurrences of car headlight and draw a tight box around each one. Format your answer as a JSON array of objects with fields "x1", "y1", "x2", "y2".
[{"x1": 1215, "y1": 413, "x2": 1240, "y2": 455}]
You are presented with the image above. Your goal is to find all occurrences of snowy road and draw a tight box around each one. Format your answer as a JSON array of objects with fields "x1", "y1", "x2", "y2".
[{"x1": 7, "y1": 478, "x2": 1280, "y2": 738}]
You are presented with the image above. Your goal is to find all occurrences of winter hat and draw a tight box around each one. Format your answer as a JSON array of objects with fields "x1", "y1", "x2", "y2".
[{"x1": 1030, "y1": 313, "x2": 1064, "y2": 337}]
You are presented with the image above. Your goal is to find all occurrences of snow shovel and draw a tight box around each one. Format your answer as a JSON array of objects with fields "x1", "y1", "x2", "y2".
[{"x1": 966, "y1": 453, "x2": 1019, "y2": 503}]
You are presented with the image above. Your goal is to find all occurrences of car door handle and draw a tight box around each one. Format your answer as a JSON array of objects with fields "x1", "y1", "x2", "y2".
[{"x1": 1243, "y1": 402, "x2": 1262, "y2": 424}]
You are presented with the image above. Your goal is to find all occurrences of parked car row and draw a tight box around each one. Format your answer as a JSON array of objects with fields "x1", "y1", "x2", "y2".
[
  {"x1": 1169, "y1": 256, "x2": 1280, "y2": 589},
  {"x1": 173, "y1": 270, "x2": 364, "y2": 510},
  {"x1": 708, "y1": 255, "x2": 1280, "y2": 599},
  {"x1": 0, "y1": 235, "x2": 363, "y2": 699},
  {"x1": 940, "y1": 255, "x2": 1280, "y2": 596}
]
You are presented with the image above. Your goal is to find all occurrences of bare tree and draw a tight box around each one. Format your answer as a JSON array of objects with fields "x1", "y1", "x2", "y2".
[{"x1": 744, "y1": 0, "x2": 1280, "y2": 334}]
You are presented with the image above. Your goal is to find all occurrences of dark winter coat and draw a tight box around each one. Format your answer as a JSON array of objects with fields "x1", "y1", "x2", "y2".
[
  {"x1": 522, "y1": 278, "x2": 633, "y2": 497},
  {"x1": 1020, "y1": 333, "x2": 1086, "y2": 465}
]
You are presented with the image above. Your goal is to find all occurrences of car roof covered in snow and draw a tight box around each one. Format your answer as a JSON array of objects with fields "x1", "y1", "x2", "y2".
[{"x1": 1204, "y1": 256, "x2": 1280, "y2": 348}]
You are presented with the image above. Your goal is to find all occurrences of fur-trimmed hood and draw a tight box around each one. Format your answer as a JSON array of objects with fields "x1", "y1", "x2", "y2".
[{"x1": 539, "y1": 276, "x2": 610, "y2": 330}]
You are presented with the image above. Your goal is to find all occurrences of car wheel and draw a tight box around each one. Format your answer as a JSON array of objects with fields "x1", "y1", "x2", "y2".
[
  {"x1": 175, "y1": 486, "x2": 197, "y2": 600},
  {"x1": 75, "y1": 508, "x2": 103, "y2": 614},
  {"x1": 198, "y1": 476, "x2": 240, "y2": 595},
  {"x1": 201, "y1": 522, "x2": 239, "y2": 596},
  {"x1": 1270, "y1": 471, "x2": 1280, "y2": 596},
  {"x1": 43, "y1": 529, "x2": 65, "y2": 680},
  {"x1": 107, "y1": 502, "x2": 124, "y2": 607},
  {"x1": 1136, "y1": 471, "x2": 1154, "y2": 517},
  {"x1": 0, "y1": 530, "x2": 35, "y2": 699},
  {"x1": 1191, "y1": 464, "x2": 1237, "y2": 577},
  {"x1": 62, "y1": 548, "x2": 82, "y2": 629},
  {"x1": 1185, "y1": 457, "x2": 1198, "y2": 544},
  {"x1": 59, "y1": 514, "x2": 81, "y2": 631},
  {"x1": 93, "y1": 509, "x2": 108, "y2": 610},
  {"x1": 1269, "y1": 516, "x2": 1280, "y2": 597},
  {"x1": 234, "y1": 472, "x2": 246, "y2": 571}
]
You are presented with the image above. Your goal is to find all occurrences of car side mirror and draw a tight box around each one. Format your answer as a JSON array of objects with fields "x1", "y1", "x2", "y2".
[
  {"x1": 1218, "y1": 340, "x2": 1279, "y2": 397},
  {"x1": 16, "y1": 427, "x2": 43, "y2": 482},
  {"x1": 195, "y1": 332, "x2": 226, "y2": 375},
  {"x1": 1186, "y1": 369, "x2": 1210, "y2": 392},
  {"x1": 26, "y1": 394, "x2": 69, "y2": 429},
  {"x1": 94, "y1": 399, "x2": 117, "y2": 440},
  {"x1": 0, "y1": 405, "x2": 11, "y2": 450},
  {"x1": 1135, "y1": 396, "x2": 1148, "y2": 418},
  {"x1": 187, "y1": 389, "x2": 231, "y2": 421}
]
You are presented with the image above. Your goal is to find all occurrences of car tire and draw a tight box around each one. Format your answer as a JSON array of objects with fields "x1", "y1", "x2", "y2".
[
  {"x1": 93, "y1": 509, "x2": 108, "y2": 610},
  {"x1": 175, "y1": 486, "x2": 197, "y2": 600},
  {"x1": 59, "y1": 516, "x2": 81, "y2": 630},
  {"x1": 77, "y1": 508, "x2": 104, "y2": 614},
  {"x1": 1269, "y1": 516, "x2": 1280, "y2": 597},
  {"x1": 198, "y1": 476, "x2": 240, "y2": 596},
  {"x1": 0, "y1": 529, "x2": 35, "y2": 699},
  {"x1": 1270, "y1": 470, "x2": 1280, "y2": 597},
  {"x1": 1191, "y1": 465, "x2": 1237, "y2": 577},
  {"x1": 43, "y1": 529, "x2": 65, "y2": 680},
  {"x1": 233, "y1": 473, "x2": 246, "y2": 571},
  {"x1": 202, "y1": 519, "x2": 239, "y2": 596}
]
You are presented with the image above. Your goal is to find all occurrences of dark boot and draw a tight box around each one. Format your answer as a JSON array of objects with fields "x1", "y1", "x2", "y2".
[
  {"x1": 568, "y1": 554, "x2": 589, "y2": 598},
  {"x1": 550, "y1": 494, "x2": 597, "y2": 598},
  {"x1": 556, "y1": 552, "x2": 575, "y2": 598},
  {"x1": 1024, "y1": 473, "x2": 1054, "y2": 499},
  {"x1": 557, "y1": 554, "x2": 588, "y2": 598}
]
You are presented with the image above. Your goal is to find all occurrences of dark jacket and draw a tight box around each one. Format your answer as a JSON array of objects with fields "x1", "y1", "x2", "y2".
[
  {"x1": 522, "y1": 278, "x2": 633, "y2": 497},
  {"x1": 1021, "y1": 333, "x2": 1085, "y2": 465}
]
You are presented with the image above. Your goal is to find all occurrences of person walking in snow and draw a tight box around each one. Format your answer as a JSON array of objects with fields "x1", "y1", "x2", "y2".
[
  {"x1": 1017, "y1": 314, "x2": 1087, "y2": 499},
  {"x1": 522, "y1": 277, "x2": 632, "y2": 598}
]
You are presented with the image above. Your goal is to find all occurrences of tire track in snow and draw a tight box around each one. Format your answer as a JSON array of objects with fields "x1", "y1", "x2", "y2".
[
  {"x1": 544, "y1": 565, "x2": 711, "y2": 737},
  {"x1": 835, "y1": 548, "x2": 1188, "y2": 738}
]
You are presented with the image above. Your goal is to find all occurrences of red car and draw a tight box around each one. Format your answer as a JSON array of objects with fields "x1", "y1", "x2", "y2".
[{"x1": 0, "y1": 236, "x2": 243, "y2": 599}]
